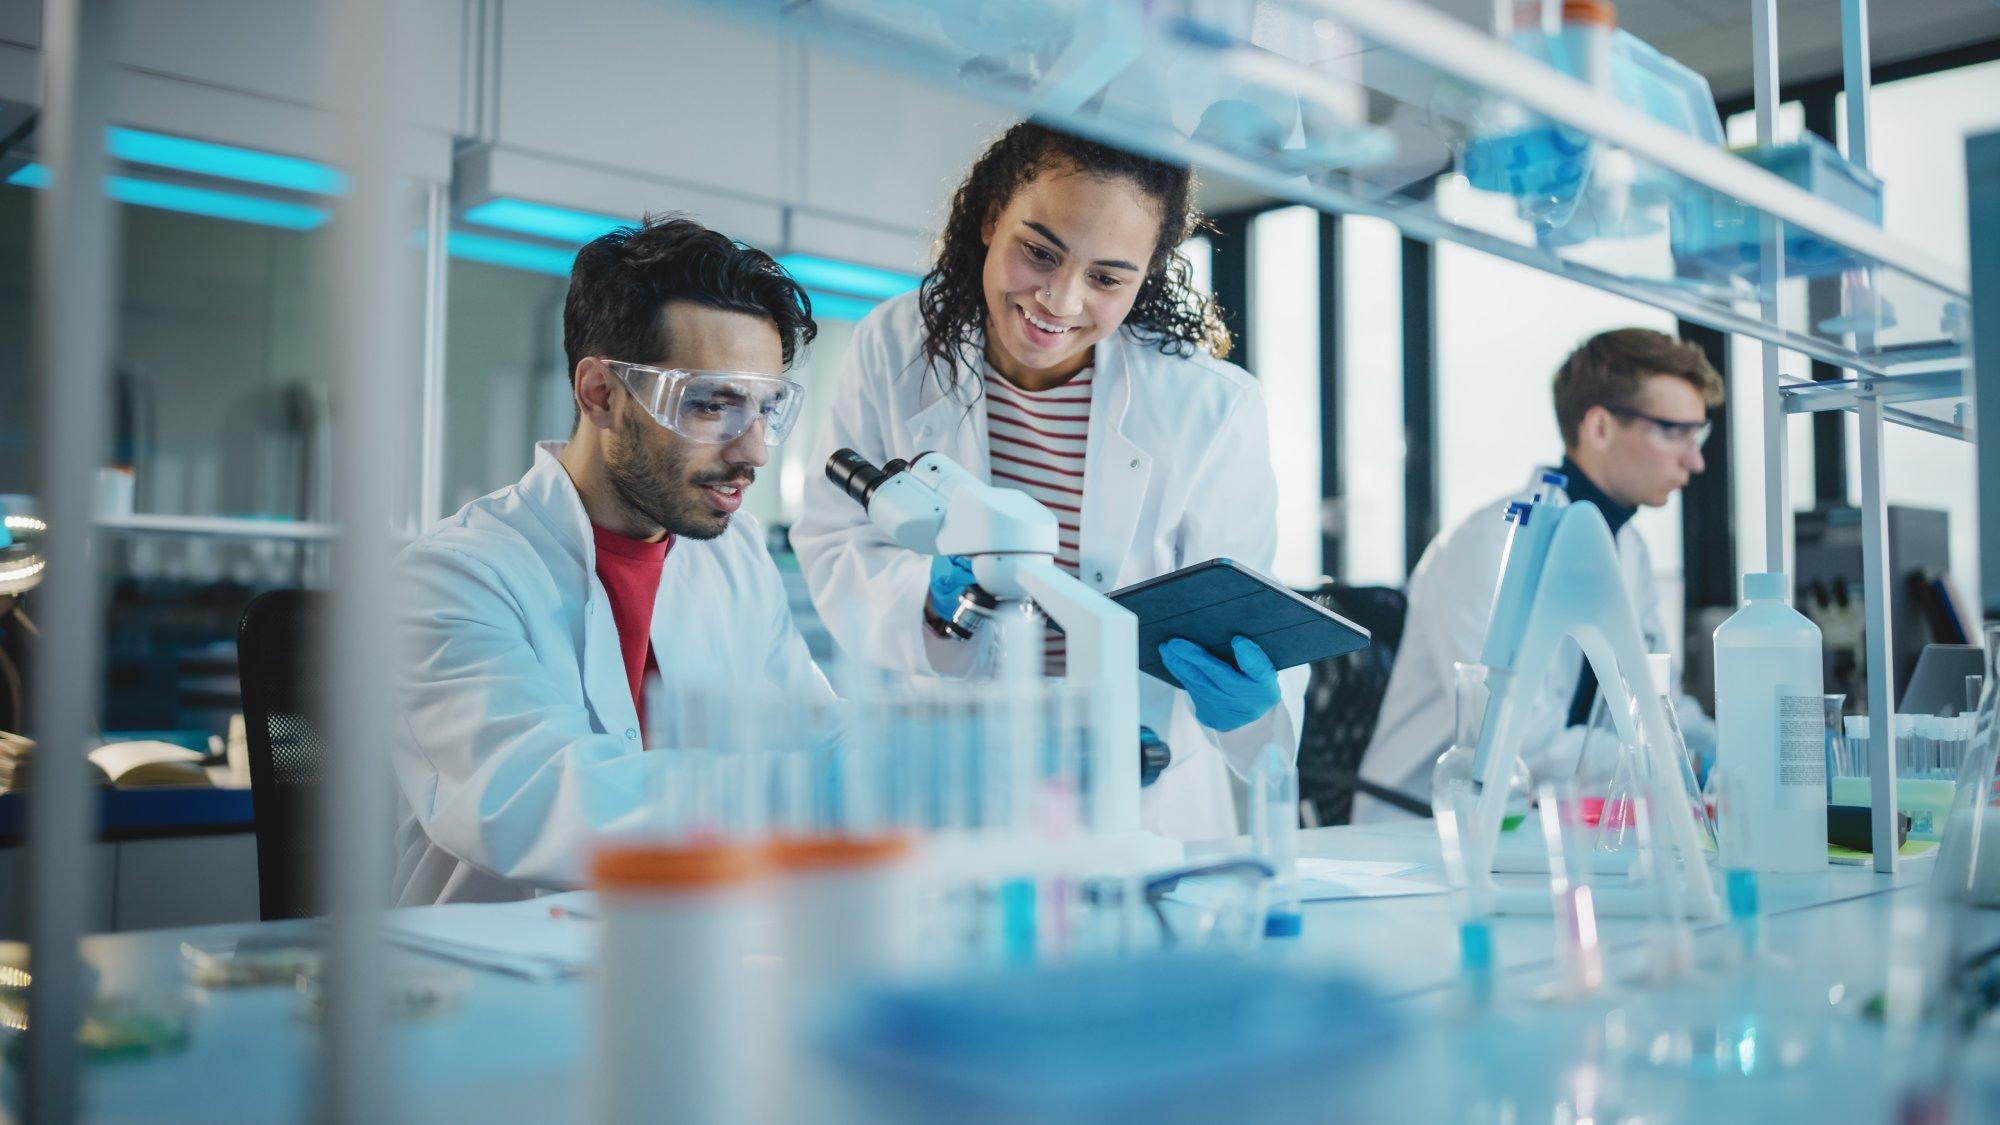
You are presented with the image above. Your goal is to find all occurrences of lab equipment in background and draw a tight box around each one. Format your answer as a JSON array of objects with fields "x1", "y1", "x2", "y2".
[
  {"x1": 1935, "y1": 624, "x2": 2000, "y2": 908},
  {"x1": 1438, "y1": 482, "x2": 1718, "y2": 918},
  {"x1": 1671, "y1": 132, "x2": 1885, "y2": 284},
  {"x1": 1249, "y1": 742, "x2": 1301, "y2": 937},
  {"x1": 1795, "y1": 505, "x2": 1959, "y2": 706},
  {"x1": 1901, "y1": 643, "x2": 1985, "y2": 718},
  {"x1": 591, "y1": 840, "x2": 767, "y2": 1125},
  {"x1": 1712, "y1": 572, "x2": 1827, "y2": 873},
  {"x1": 1832, "y1": 711, "x2": 1973, "y2": 842}
]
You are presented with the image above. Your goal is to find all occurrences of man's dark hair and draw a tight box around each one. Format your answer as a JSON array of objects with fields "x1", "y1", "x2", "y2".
[
  {"x1": 1553, "y1": 328, "x2": 1724, "y2": 449},
  {"x1": 562, "y1": 214, "x2": 817, "y2": 387}
]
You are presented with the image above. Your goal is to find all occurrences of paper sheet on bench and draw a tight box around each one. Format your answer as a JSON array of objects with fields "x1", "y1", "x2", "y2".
[{"x1": 382, "y1": 891, "x2": 600, "y2": 980}]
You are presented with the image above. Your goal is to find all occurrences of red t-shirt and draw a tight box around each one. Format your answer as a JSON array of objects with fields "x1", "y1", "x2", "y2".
[{"x1": 592, "y1": 525, "x2": 672, "y2": 730}]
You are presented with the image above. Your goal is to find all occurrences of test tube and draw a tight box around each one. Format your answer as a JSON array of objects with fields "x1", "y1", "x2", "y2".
[
  {"x1": 1250, "y1": 742, "x2": 1302, "y2": 937},
  {"x1": 1535, "y1": 780, "x2": 1605, "y2": 1000},
  {"x1": 1433, "y1": 783, "x2": 1495, "y2": 1011}
]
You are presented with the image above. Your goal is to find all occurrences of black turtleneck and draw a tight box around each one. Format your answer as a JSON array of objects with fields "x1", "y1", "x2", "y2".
[{"x1": 1559, "y1": 455, "x2": 1638, "y2": 726}]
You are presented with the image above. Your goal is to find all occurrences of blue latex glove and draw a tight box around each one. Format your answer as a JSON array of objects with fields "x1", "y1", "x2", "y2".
[
  {"x1": 927, "y1": 554, "x2": 977, "y2": 620},
  {"x1": 1159, "y1": 636, "x2": 1281, "y2": 733}
]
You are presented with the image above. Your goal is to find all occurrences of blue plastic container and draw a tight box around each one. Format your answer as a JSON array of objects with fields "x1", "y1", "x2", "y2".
[{"x1": 1670, "y1": 132, "x2": 1885, "y2": 281}]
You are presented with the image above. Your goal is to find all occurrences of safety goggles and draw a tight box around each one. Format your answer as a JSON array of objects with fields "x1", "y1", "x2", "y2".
[
  {"x1": 604, "y1": 360, "x2": 805, "y2": 447},
  {"x1": 1607, "y1": 405, "x2": 1713, "y2": 450}
]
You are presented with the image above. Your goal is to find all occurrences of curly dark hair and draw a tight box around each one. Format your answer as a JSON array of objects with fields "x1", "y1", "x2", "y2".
[
  {"x1": 918, "y1": 123, "x2": 1229, "y2": 397},
  {"x1": 563, "y1": 213, "x2": 817, "y2": 383}
]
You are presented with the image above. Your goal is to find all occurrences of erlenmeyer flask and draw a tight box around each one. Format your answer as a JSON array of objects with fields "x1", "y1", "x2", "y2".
[
  {"x1": 1433, "y1": 662, "x2": 1534, "y2": 885},
  {"x1": 1935, "y1": 623, "x2": 2000, "y2": 907}
]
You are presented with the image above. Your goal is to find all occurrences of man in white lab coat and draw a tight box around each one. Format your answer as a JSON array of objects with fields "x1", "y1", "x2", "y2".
[
  {"x1": 1354, "y1": 328, "x2": 1723, "y2": 822},
  {"x1": 391, "y1": 217, "x2": 832, "y2": 905}
]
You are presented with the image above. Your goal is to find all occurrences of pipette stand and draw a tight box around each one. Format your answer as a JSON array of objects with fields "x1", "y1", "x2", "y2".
[{"x1": 1459, "y1": 501, "x2": 1720, "y2": 919}]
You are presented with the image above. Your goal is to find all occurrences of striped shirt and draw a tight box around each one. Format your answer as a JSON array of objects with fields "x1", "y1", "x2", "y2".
[{"x1": 984, "y1": 365, "x2": 1091, "y2": 673}]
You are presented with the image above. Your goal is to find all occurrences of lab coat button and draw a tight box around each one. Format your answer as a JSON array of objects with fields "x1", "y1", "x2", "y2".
[
  {"x1": 1129, "y1": 458, "x2": 1139, "y2": 469},
  {"x1": 1094, "y1": 570, "x2": 1104, "y2": 583},
  {"x1": 624, "y1": 728, "x2": 638, "y2": 740}
]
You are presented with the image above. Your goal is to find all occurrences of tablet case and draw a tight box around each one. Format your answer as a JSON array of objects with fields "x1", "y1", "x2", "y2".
[{"x1": 1108, "y1": 559, "x2": 1372, "y2": 690}]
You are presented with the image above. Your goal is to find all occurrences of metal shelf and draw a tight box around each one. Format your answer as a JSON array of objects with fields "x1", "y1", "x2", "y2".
[
  {"x1": 95, "y1": 514, "x2": 339, "y2": 542},
  {"x1": 679, "y1": 0, "x2": 1969, "y2": 377},
  {"x1": 1779, "y1": 370, "x2": 1973, "y2": 442}
]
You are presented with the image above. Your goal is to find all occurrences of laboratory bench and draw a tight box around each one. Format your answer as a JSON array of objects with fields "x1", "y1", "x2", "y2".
[{"x1": 11, "y1": 823, "x2": 1993, "y2": 1124}]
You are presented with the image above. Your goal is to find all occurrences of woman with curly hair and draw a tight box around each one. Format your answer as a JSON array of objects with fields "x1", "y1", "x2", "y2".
[{"x1": 791, "y1": 123, "x2": 1305, "y2": 839}]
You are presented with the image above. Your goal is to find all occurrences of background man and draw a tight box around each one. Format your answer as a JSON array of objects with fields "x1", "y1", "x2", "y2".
[{"x1": 1356, "y1": 328, "x2": 1724, "y2": 822}]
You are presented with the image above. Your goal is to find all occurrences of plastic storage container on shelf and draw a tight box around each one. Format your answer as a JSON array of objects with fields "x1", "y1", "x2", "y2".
[
  {"x1": 1461, "y1": 0, "x2": 1618, "y2": 230},
  {"x1": 1671, "y1": 131, "x2": 1886, "y2": 282}
]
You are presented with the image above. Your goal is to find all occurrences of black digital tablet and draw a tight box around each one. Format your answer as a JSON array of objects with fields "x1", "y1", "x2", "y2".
[{"x1": 1107, "y1": 559, "x2": 1371, "y2": 689}]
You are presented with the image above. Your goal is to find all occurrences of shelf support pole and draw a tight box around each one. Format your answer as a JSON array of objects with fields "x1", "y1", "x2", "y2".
[
  {"x1": 1856, "y1": 388, "x2": 1900, "y2": 872},
  {"x1": 25, "y1": 0, "x2": 120, "y2": 1118},
  {"x1": 1751, "y1": 0, "x2": 1790, "y2": 579}
]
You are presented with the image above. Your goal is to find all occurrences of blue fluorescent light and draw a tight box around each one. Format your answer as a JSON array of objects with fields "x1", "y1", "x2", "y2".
[
  {"x1": 806, "y1": 290, "x2": 882, "y2": 324},
  {"x1": 463, "y1": 198, "x2": 626, "y2": 245},
  {"x1": 107, "y1": 126, "x2": 346, "y2": 195},
  {"x1": 779, "y1": 254, "x2": 919, "y2": 301},
  {"x1": 6, "y1": 163, "x2": 327, "y2": 229},
  {"x1": 110, "y1": 176, "x2": 328, "y2": 229},
  {"x1": 448, "y1": 232, "x2": 576, "y2": 277}
]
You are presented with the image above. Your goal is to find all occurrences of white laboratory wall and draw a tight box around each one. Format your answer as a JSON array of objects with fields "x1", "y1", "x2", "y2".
[
  {"x1": 1249, "y1": 206, "x2": 1324, "y2": 587},
  {"x1": 800, "y1": 51, "x2": 1014, "y2": 251},
  {"x1": 495, "y1": 3, "x2": 789, "y2": 204},
  {"x1": 115, "y1": 0, "x2": 461, "y2": 134},
  {"x1": 1338, "y1": 215, "x2": 1406, "y2": 587}
]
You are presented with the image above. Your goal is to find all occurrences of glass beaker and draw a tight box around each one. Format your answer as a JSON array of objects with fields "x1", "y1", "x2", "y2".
[{"x1": 1432, "y1": 662, "x2": 1534, "y2": 904}]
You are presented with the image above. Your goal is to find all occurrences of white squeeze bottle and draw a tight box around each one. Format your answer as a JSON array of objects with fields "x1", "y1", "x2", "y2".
[{"x1": 1712, "y1": 572, "x2": 1827, "y2": 872}]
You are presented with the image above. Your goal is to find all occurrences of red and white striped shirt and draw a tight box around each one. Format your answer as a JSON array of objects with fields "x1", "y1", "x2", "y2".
[{"x1": 984, "y1": 365, "x2": 1091, "y2": 672}]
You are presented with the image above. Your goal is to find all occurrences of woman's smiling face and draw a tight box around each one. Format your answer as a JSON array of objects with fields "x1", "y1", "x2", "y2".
[{"x1": 979, "y1": 166, "x2": 1162, "y2": 388}]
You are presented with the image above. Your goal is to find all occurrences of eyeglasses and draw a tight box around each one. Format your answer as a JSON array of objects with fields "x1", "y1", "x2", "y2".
[
  {"x1": 603, "y1": 360, "x2": 805, "y2": 447},
  {"x1": 1607, "y1": 405, "x2": 1712, "y2": 449}
]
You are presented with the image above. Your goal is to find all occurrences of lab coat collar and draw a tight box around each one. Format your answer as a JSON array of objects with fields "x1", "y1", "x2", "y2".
[
  {"x1": 520, "y1": 440, "x2": 641, "y2": 742},
  {"x1": 519, "y1": 440, "x2": 596, "y2": 570},
  {"x1": 1079, "y1": 331, "x2": 1151, "y2": 588}
]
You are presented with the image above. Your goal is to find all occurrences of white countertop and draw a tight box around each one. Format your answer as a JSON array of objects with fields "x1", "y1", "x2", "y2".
[{"x1": 13, "y1": 823, "x2": 1993, "y2": 1124}]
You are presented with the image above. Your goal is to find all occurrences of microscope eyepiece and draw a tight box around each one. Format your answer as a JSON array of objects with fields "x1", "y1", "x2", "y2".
[{"x1": 826, "y1": 448, "x2": 896, "y2": 507}]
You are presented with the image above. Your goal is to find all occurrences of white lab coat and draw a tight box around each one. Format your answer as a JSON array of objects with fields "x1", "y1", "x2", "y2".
[
  {"x1": 789, "y1": 292, "x2": 1309, "y2": 841},
  {"x1": 391, "y1": 442, "x2": 833, "y2": 905},
  {"x1": 1354, "y1": 468, "x2": 1716, "y2": 822}
]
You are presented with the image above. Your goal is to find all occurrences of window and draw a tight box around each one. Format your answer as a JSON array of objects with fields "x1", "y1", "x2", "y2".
[
  {"x1": 1337, "y1": 215, "x2": 1406, "y2": 586},
  {"x1": 1249, "y1": 206, "x2": 1323, "y2": 587}
]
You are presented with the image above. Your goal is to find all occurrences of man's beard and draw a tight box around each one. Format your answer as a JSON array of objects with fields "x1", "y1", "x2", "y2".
[{"x1": 602, "y1": 412, "x2": 747, "y2": 541}]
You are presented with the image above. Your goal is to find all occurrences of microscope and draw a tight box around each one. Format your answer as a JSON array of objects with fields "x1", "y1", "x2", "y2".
[{"x1": 827, "y1": 448, "x2": 1171, "y2": 842}]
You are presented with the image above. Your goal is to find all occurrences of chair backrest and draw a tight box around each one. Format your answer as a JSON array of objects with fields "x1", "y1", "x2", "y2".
[
  {"x1": 237, "y1": 589, "x2": 326, "y2": 920},
  {"x1": 1295, "y1": 583, "x2": 1410, "y2": 826}
]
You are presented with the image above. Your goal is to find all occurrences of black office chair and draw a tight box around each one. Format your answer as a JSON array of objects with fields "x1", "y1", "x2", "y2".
[
  {"x1": 237, "y1": 589, "x2": 327, "y2": 920},
  {"x1": 1295, "y1": 583, "x2": 1430, "y2": 825}
]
